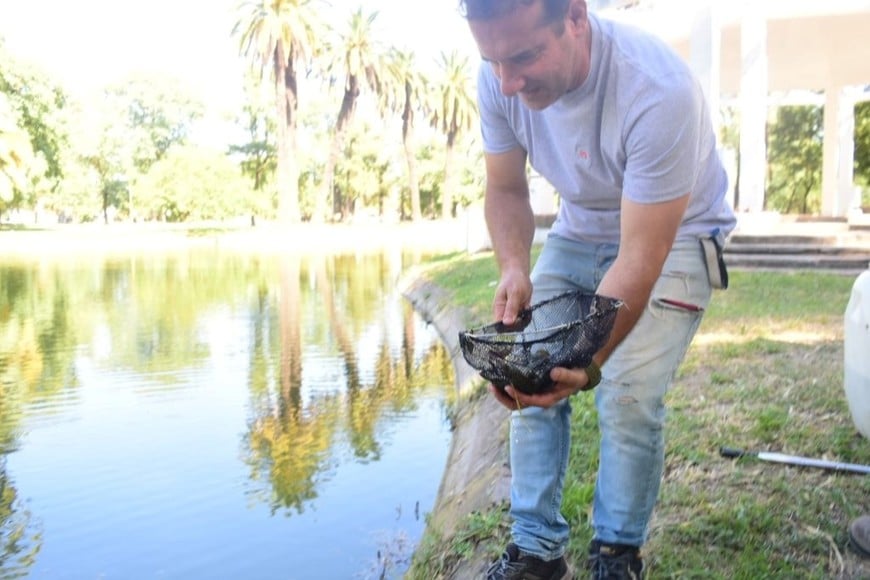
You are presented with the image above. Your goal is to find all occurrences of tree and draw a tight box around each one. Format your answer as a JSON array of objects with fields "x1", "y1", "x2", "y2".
[
  {"x1": 317, "y1": 8, "x2": 384, "y2": 223},
  {"x1": 719, "y1": 104, "x2": 741, "y2": 209},
  {"x1": 855, "y1": 98, "x2": 870, "y2": 206},
  {"x1": 74, "y1": 101, "x2": 131, "y2": 224},
  {"x1": 429, "y1": 50, "x2": 477, "y2": 220},
  {"x1": 0, "y1": 94, "x2": 35, "y2": 209},
  {"x1": 62, "y1": 74, "x2": 204, "y2": 223},
  {"x1": 230, "y1": 101, "x2": 277, "y2": 222},
  {"x1": 132, "y1": 145, "x2": 250, "y2": 222},
  {"x1": 383, "y1": 49, "x2": 428, "y2": 222},
  {"x1": 766, "y1": 104, "x2": 823, "y2": 214},
  {"x1": 230, "y1": 77, "x2": 279, "y2": 223},
  {"x1": 231, "y1": 79, "x2": 278, "y2": 194},
  {"x1": 53, "y1": 138, "x2": 104, "y2": 222},
  {"x1": 0, "y1": 43, "x2": 66, "y2": 183},
  {"x1": 49, "y1": 97, "x2": 126, "y2": 223},
  {"x1": 106, "y1": 74, "x2": 205, "y2": 175},
  {"x1": 234, "y1": 0, "x2": 322, "y2": 224},
  {"x1": 0, "y1": 40, "x2": 67, "y2": 219},
  {"x1": 333, "y1": 120, "x2": 395, "y2": 218}
]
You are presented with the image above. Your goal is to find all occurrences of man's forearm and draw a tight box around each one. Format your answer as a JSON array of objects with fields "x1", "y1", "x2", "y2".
[
  {"x1": 484, "y1": 186, "x2": 535, "y2": 276},
  {"x1": 594, "y1": 256, "x2": 659, "y2": 364},
  {"x1": 593, "y1": 194, "x2": 690, "y2": 366}
]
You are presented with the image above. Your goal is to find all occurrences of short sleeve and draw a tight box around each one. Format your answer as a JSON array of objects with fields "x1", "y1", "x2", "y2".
[
  {"x1": 477, "y1": 65, "x2": 522, "y2": 155},
  {"x1": 622, "y1": 73, "x2": 703, "y2": 203}
]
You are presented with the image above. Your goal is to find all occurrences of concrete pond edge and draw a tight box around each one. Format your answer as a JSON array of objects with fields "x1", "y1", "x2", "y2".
[{"x1": 401, "y1": 275, "x2": 511, "y2": 579}]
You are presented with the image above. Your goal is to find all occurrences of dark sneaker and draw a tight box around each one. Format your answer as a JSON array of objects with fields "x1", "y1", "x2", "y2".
[
  {"x1": 850, "y1": 515, "x2": 870, "y2": 558},
  {"x1": 486, "y1": 543, "x2": 573, "y2": 580},
  {"x1": 587, "y1": 540, "x2": 644, "y2": 579}
]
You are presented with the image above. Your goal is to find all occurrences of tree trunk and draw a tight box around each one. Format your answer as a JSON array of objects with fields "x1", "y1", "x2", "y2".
[
  {"x1": 402, "y1": 84, "x2": 422, "y2": 222},
  {"x1": 274, "y1": 42, "x2": 301, "y2": 224},
  {"x1": 278, "y1": 254, "x2": 302, "y2": 402},
  {"x1": 102, "y1": 187, "x2": 110, "y2": 225},
  {"x1": 441, "y1": 129, "x2": 457, "y2": 220},
  {"x1": 318, "y1": 77, "x2": 360, "y2": 223},
  {"x1": 315, "y1": 256, "x2": 360, "y2": 389}
]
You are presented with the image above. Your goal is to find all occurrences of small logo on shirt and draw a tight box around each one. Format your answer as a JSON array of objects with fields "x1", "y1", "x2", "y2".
[{"x1": 575, "y1": 145, "x2": 592, "y2": 168}]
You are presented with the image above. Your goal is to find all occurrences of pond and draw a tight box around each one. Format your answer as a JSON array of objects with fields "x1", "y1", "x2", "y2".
[{"x1": 0, "y1": 247, "x2": 455, "y2": 579}]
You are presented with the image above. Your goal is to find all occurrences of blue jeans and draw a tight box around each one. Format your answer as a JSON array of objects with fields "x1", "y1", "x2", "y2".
[{"x1": 509, "y1": 234, "x2": 712, "y2": 559}]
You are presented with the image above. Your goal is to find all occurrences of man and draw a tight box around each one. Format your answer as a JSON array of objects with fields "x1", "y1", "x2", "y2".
[{"x1": 459, "y1": 0, "x2": 737, "y2": 578}]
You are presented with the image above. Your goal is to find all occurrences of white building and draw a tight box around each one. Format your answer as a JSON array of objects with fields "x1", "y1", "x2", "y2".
[{"x1": 596, "y1": 0, "x2": 870, "y2": 218}]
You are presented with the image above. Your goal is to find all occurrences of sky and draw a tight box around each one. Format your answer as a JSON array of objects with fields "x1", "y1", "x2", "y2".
[{"x1": 0, "y1": 0, "x2": 477, "y2": 143}]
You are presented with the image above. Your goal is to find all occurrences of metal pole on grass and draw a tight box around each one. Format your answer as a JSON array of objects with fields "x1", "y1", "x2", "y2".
[{"x1": 720, "y1": 447, "x2": 870, "y2": 475}]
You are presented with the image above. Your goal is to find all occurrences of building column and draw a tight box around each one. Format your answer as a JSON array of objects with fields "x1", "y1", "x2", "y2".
[
  {"x1": 689, "y1": 1, "x2": 734, "y2": 208},
  {"x1": 821, "y1": 86, "x2": 858, "y2": 217},
  {"x1": 737, "y1": 5, "x2": 768, "y2": 213},
  {"x1": 690, "y1": 1, "x2": 721, "y2": 133}
]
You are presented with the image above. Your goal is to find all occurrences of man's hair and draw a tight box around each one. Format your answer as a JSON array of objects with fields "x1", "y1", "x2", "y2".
[{"x1": 458, "y1": 0, "x2": 571, "y2": 24}]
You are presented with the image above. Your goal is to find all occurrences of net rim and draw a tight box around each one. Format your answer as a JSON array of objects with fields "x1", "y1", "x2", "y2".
[{"x1": 460, "y1": 318, "x2": 584, "y2": 344}]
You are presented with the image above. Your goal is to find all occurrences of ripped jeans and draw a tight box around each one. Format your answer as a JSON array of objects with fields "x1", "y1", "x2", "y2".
[{"x1": 508, "y1": 234, "x2": 712, "y2": 560}]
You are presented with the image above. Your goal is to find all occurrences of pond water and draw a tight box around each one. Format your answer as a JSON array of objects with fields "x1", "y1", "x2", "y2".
[{"x1": 0, "y1": 248, "x2": 454, "y2": 579}]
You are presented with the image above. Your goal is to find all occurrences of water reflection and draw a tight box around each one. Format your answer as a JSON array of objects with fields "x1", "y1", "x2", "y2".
[{"x1": 0, "y1": 249, "x2": 453, "y2": 578}]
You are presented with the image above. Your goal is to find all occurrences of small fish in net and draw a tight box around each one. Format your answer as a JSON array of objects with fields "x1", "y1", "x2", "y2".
[{"x1": 458, "y1": 291, "x2": 623, "y2": 395}]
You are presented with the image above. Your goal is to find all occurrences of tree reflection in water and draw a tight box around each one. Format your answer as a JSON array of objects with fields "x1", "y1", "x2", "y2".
[
  {"x1": 0, "y1": 459, "x2": 41, "y2": 574},
  {"x1": 0, "y1": 248, "x2": 453, "y2": 575},
  {"x1": 241, "y1": 251, "x2": 453, "y2": 514},
  {"x1": 0, "y1": 266, "x2": 52, "y2": 576}
]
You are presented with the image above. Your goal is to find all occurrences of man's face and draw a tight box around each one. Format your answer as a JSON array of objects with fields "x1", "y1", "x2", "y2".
[{"x1": 468, "y1": 0, "x2": 590, "y2": 110}]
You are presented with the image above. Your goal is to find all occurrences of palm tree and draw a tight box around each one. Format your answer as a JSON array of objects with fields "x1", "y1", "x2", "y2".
[
  {"x1": 383, "y1": 49, "x2": 428, "y2": 222},
  {"x1": 0, "y1": 96, "x2": 35, "y2": 206},
  {"x1": 429, "y1": 50, "x2": 477, "y2": 220},
  {"x1": 233, "y1": 0, "x2": 321, "y2": 224},
  {"x1": 316, "y1": 7, "x2": 384, "y2": 222}
]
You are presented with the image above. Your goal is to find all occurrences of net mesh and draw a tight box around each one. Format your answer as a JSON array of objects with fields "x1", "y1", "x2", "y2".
[{"x1": 458, "y1": 291, "x2": 623, "y2": 394}]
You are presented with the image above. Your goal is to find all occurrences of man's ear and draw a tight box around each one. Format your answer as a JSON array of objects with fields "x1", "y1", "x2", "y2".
[{"x1": 567, "y1": 0, "x2": 588, "y2": 29}]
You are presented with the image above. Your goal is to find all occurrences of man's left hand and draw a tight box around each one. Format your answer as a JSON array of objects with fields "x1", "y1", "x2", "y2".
[{"x1": 490, "y1": 366, "x2": 595, "y2": 409}]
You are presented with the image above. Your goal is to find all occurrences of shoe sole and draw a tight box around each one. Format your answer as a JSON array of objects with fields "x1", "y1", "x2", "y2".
[
  {"x1": 850, "y1": 517, "x2": 870, "y2": 559},
  {"x1": 850, "y1": 531, "x2": 870, "y2": 558}
]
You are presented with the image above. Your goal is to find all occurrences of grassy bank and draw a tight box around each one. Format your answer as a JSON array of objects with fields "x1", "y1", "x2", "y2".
[{"x1": 409, "y1": 249, "x2": 870, "y2": 579}]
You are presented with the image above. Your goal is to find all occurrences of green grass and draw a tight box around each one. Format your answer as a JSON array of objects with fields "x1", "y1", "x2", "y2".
[
  {"x1": 411, "y1": 254, "x2": 870, "y2": 579},
  {"x1": 410, "y1": 508, "x2": 510, "y2": 579},
  {"x1": 419, "y1": 251, "x2": 503, "y2": 321}
]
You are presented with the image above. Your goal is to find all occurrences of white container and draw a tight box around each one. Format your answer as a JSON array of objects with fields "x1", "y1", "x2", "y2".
[{"x1": 844, "y1": 269, "x2": 870, "y2": 439}]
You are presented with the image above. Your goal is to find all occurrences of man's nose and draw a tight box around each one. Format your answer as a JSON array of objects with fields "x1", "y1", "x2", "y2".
[{"x1": 496, "y1": 64, "x2": 524, "y2": 96}]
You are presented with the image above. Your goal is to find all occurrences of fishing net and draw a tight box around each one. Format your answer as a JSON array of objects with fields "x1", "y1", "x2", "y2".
[{"x1": 458, "y1": 291, "x2": 623, "y2": 395}]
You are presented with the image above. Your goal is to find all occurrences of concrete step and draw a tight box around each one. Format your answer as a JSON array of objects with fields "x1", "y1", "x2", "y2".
[
  {"x1": 724, "y1": 252, "x2": 870, "y2": 273},
  {"x1": 728, "y1": 234, "x2": 840, "y2": 246},
  {"x1": 717, "y1": 215, "x2": 870, "y2": 273},
  {"x1": 724, "y1": 242, "x2": 870, "y2": 256},
  {"x1": 849, "y1": 213, "x2": 870, "y2": 231},
  {"x1": 729, "y1": 232, "x2": 870, "y2": 248}
]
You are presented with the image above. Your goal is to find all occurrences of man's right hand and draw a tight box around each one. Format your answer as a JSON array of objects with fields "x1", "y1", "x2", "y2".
[{"x1": 493, "y1": 270, "x2": 532, "y2": 326}]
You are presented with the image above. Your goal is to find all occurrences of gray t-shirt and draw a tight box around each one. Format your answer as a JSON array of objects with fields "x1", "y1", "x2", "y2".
[{"x1": 478, "y1": 13, "x2": 736, "y2": 244}]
